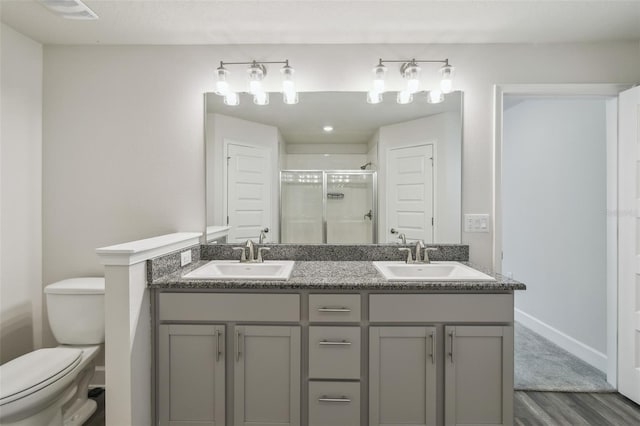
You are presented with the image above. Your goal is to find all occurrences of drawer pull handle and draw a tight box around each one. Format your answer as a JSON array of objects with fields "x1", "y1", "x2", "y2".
[
  {"x1": 216, "y1": 329, "x2": 223, "y2": 362},
  {"x1": 318, "y1": 396, "x2": 351, "y2": 403},
  {"x1": 319, "y1": 340, "x2": 351, "y2": 346},
  {"x1": 318, "y1": 307, "x2": 351, "y2": 313}
]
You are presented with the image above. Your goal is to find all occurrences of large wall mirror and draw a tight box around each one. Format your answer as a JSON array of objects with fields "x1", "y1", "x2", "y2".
[{"x1": 205, "y1": 91, "x2": 462, "y2": 244}]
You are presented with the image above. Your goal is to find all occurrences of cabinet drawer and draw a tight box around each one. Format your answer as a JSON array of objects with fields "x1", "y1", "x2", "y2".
[
  {"x1": 309, "y1": 327, "x2": 360, "y2": 379},
  {"x1": 159, "y1": 293, "x2": 300, "y2": 322},
  {"x1": 309, "y1": 381, "x2": 360, "y2": 426},
  {"x1": 309, "y1": 294, "x2": 361, "y2": 322},
  {"x1": 369, "y1": 294, "x2": 513, "y2": 323}
]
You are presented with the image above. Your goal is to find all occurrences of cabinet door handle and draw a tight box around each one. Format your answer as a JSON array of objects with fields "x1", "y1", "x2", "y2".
[
  {"x1": 317, "y1": 307, "x2": 351, "y2": 313},
  {"x1": 236, "y1": 330, "x2": 242, "y2": 361},
  {"x1": 430, "y1": 331, "x2": 436, "y2": 364},
  {"x1": 216, "y1": 329, "x2": 223, "y2": 362},
  {"x1": 318, "y1": 396, "x2": 351, "y2": 403},
  {"x1": 448, "y1": 330, "x2": 455, "y2": 363},
  {"x1": 319, "y1": 340, "x2": 351, "y2": 346}
]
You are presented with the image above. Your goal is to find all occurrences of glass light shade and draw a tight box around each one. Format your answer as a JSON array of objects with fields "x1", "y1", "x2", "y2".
[
  {"x1": 215, "y1": 67, "x2": 230, "y2": 95},
  {"x1": 223, "y1": 91, "x2": 239, "y2": 106},
  {"x1": 403, "y1": 63, "x2": 421, "y2": 94},
  {"x1": 440, "y1": 64, "x2": 455, "y2": 94},
  {"x1": 281, "y1": 64, "x2": 298, "y2": 104},
  {"x1": 283, "y1": 91, "x2": 299, "y2": 105},
  {"x1": 367, "y1": 90, "x2": 382, "y2": 104},
  {"x1": 427, "y1": 89, "x2": 444, "y2": 104},
  {"x1": 253, "y1": 91, "x2": 269, "y2": 106},
  {"x1": 248, "y1": 63, "x2": 265, "y2": 95},
  {"x1": 373, "y1": 64, "x2": 386, "y2": 93},
  {"x1": 397, "y1": 90, "x2": 413, "y2": 105}
]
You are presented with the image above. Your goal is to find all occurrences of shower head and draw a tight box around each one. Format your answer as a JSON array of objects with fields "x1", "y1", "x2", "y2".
[{"x1": 360, "y1": 162, "x2": 372, "y2": 170}]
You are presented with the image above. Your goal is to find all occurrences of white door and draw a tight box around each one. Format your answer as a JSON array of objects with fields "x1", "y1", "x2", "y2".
[
  {"x1": 618, "y1": 86, "x2": 640, "y2": 403},
  {"x1": 386, "y1": 144, "x2": 434, "y2": 243},
  {"x1": 226, "y1": 143, "x2": 271, "y2": 244}
]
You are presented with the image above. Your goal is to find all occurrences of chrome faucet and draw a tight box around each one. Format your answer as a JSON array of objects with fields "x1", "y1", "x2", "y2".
[
  {"x1": 233, "y1": 239, "x2": 271, "y2": 263},
  {"x1": 398, "y1": 247, "x2": 414, "y2": 263},
  {"x1": 259, "y1": 227, "x2": 269, "y2": 244},
  {"x1": 414, "y1": 240, "x2": 425, "y2": 263},
  {"x1": 398, "y1": 233, "x2": 407, "y2": 244},
  {"x1": 422, "y1": 246, "x2": 439, "y2": 264}
]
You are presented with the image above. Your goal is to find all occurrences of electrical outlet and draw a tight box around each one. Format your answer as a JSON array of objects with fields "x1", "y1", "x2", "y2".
[{"x1": 180, "y1": 250, "x2": 192, "y2": 267}]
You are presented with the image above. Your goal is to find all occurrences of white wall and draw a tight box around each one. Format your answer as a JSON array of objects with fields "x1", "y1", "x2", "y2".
[
  {"x1": 378, "y1": 112, "x2": 462, "y2": 243},
  {"x1": 0, "y1": 24, "x2": 43, "y2": 362},
  {"x1": 286, "y1": 153, "x2": 367, "y2": 170},
  {"x1": 207, "y1": 113, "x2": 279, "y2": 241},
  {"x1": 503, "y1": 97, "x2": 608, "y2": 365},
  {"x1": 41, "y1": 43, "x2": 640, "y2": 310}
]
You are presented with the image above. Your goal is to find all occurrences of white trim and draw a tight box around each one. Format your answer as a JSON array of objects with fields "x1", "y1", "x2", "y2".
[
  {"x1": 95, "y1": 232, "x2": 202, "y2": 266},
  {"x1": 515, "y1": 308, "x2": 608, "y2": 372},
  {"x1": 206, "y1": 225, "x2": 231, "y2": 242},
  {"x1": 605, "y1": 97, "x2": 619, "y2": 388}
]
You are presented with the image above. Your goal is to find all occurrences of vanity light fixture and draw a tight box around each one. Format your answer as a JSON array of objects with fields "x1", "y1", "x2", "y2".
[
  {"x1": 214, "y1": 59, "x2": 298, "y2": 106},
  {"x1": 367, "y1": 58, "x2": 455, "y2": 105}
]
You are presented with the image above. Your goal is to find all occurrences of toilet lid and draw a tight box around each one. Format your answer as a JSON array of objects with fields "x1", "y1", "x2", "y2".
[
  {"x1": 44, "y1": 277, "x2": 105, "y2": 295},
  {"x1": 0, "y1": 348, "x2": 82, "y2": 404}
]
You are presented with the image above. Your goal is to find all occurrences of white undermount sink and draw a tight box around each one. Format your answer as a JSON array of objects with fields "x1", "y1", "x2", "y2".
[
  {"x1": 183, "y1": 260, "x2": 295, "y2": 281},
  {"x1": 373, "y1": 261, "x2": 496, "y2": 281}
]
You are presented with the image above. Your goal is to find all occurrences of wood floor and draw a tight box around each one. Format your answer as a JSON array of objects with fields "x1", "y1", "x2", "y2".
[
  {"x1": 515, "y1": 391, "x2": 640, "y2": 425},
  {"x1": 85, "y1": 390, "x2": 640, "y2": 425}
]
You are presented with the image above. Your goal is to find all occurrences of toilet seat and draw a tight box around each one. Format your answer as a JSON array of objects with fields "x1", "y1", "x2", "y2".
[{"x1": 0, "y1": 348, "x2": 82, "y2": 406}]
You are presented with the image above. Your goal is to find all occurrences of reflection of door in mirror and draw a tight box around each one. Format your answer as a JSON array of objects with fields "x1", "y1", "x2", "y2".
[
  {"x1": 387, "y1": 144, "x2": 434, "y2": 243},
  {"x1": 226, "y1": 142, "x2": 272, "y2": 243}
]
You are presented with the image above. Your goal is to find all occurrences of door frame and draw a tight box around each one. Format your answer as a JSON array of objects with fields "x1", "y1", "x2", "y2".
[
  {"x1": 223, "y1": 139, "x2": 275, "y2": 243},
  {"x1": 493, "y1": 83, "x2": 629, "y2": 386},
  {"x1": 385, "y1": 142, "x2": 436, "y2": 243}
]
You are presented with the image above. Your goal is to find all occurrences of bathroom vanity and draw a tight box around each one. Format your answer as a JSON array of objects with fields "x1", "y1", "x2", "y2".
[{"x1": 149, "y1": 245, "x2": 525, "y2": 426}]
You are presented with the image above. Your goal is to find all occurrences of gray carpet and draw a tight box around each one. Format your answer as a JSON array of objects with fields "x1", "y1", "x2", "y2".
[{"x1": 514, "y1": 322, "x2": 615, "y2": 392}]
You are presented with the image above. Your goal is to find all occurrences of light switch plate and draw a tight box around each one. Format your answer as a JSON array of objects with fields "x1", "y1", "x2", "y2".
[
  {"x1": 180, "y1": 250, "x2": 192, "y2": 266},
  {"x1": 464, "y1": 214, "x2": 490, "y2": 233}
]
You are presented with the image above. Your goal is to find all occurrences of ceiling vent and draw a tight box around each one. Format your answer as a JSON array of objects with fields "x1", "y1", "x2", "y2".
[{"x1": 38, "y1": 0, "x2": 98, "y2": 20}]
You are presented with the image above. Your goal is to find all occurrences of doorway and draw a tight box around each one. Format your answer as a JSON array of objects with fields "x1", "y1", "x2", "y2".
[{"x1": 494, "y1": 84, "x2": 626, "y2": 391}]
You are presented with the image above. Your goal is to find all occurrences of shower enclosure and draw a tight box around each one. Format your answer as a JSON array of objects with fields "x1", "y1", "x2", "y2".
[{"x1": 280, "y1": 170, "x2": 377, "y2": 244}]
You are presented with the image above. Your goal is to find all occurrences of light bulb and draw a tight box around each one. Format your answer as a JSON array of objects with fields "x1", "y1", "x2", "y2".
[
  {"x1": 280, "y1": 64, "x2": 298, "y2": 104},
  {"x1": 397, "y1": 90, "x2": 413, "y2": 105},
  {"x1": 440, "y1": 64, "x2": 455, "y2": 94},
  {"x1": 215, "y1": 65, "x2": 229, "y2": 96},
  {"x1": 224, "y1": 92, "x2": 239, "y2": 106},
  {"x1": 367, "y1": 90, "x2": 382, "y2": 104},
  {"x1": 373, "y1": 63, "x2": 386, "y2": 93},
  {"x1": 427, "y1": 89, "x2": 444, "y2": 104},
  {"x1": 249, "y1": 80, "x2": 263, "y2": 95},
  {"x1": 253, "y1": 91, "x2": 269, "y2": 106}
]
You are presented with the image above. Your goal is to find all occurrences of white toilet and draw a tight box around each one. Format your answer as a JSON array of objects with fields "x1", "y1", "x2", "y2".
[{"x1": 0, "y1": 278, "x2": 105, "y2": 426}]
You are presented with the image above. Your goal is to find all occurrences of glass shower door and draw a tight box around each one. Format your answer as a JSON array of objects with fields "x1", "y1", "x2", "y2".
[
  {"x1": 280, "y1": 171, "x2": 323, "y2": 243},
  {"x1": 325, "y1": 171, "x2": 376, "y2": 244}
]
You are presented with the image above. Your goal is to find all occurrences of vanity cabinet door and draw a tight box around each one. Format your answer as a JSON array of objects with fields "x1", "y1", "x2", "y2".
[
  {"x1": 233, "y1": 325, "x2": 301, "y2": 426},
  {"x1": 444, "y1": 325, "x2": 514, "y2": 426},
  {"x1": 369, "y1": 326, "x2": 437, "y2": 426},
  {"x1": 158, "y1": 324, "x2": 225, "y2": 426}
]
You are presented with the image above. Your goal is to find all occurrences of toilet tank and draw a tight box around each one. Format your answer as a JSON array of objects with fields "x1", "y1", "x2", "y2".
[{"x1": 45, "y1": 277, "x2": 105, "y2": 345}]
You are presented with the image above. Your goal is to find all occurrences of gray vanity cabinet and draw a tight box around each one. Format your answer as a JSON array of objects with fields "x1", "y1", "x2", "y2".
[
  {"x1": 444, "y1": 326, "x2": 514, "y2": 426},
  {"x1": 158, "y1": 324, "x2": 226, "y2": 426},
  {"x1": 369, "y1": 326, "x2": 438, "y2": 426},
  {"x1": 233, "y1": 325, "x2": 301, "y2": 426}
]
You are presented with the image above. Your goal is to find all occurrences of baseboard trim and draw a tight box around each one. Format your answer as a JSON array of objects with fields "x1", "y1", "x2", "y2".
[{"x1": 515, "y1": 308, "x2": 607, "y2": 372}]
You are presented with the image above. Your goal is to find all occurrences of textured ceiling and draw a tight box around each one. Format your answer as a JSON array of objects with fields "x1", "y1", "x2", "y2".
[{"x1": 1, "y1": 1, "x2": 639, "y2": 45}]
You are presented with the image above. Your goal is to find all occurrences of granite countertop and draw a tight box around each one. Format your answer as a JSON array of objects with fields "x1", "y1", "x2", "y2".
[{"x1": 150, "y1": 260, "x2": 526, "y2": 291}]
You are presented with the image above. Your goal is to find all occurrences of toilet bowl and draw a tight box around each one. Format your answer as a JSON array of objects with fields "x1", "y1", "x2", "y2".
[{"x1": 0, "y1": 278, "x2": 105, "y2": 426}]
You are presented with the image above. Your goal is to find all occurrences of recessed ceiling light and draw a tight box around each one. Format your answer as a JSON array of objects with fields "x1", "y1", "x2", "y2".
[
  {"x1": 323, "y1": 125, "x2": 334, "y2": 132},
  {"x1": 38, "y1": 0, "x2": 99, "y2": 20}
]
